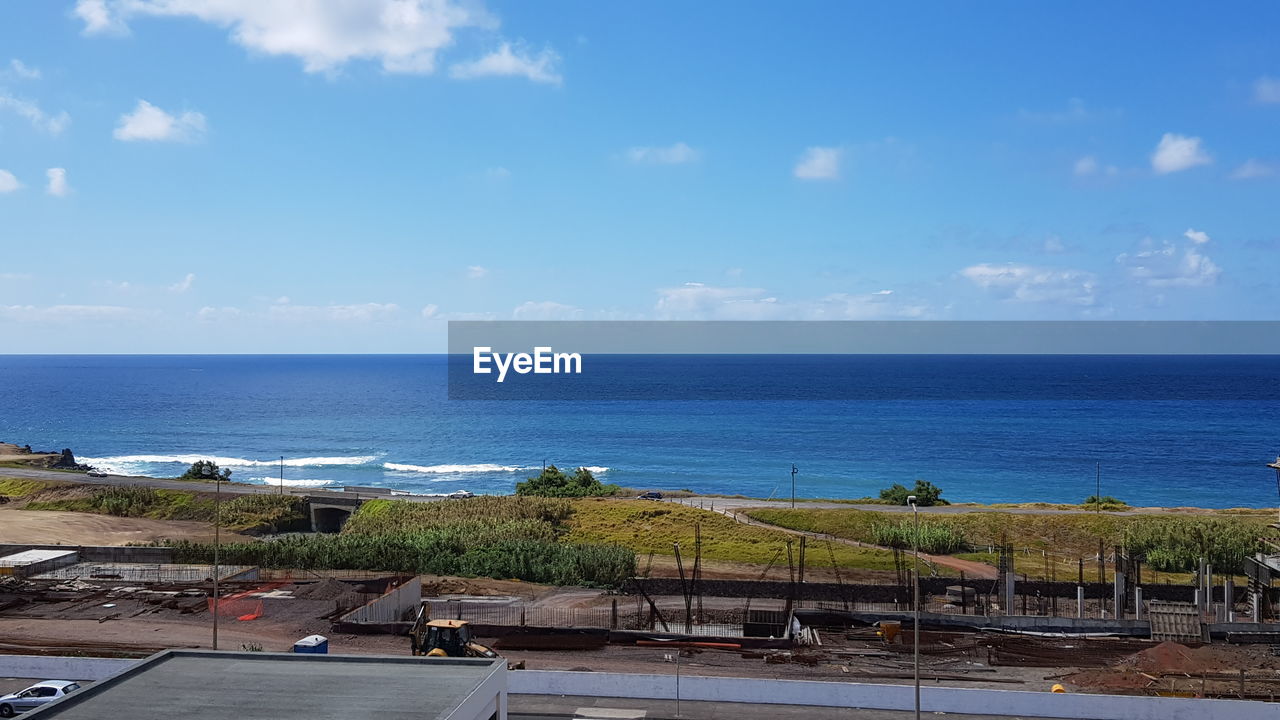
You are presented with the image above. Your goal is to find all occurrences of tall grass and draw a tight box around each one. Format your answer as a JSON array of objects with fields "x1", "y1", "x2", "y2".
[
  {"x1": 343, "y1": 495, "x2": 572, "y2": 535},
  {"x1": 870, "y1": 520, "x2": 968, "y2": 554},
  {"x1": 27, "y1": 485, "x2": 306, "y2": 532},
  {"x1": 1123, "y1": 517, "x2": 1260, "y2": 574},
  {"x1": 166, "y1": 532, "x2": 634, "y2": 588}
]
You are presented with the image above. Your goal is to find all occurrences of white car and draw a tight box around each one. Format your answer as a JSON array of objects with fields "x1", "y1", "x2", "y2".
[
  {"x1": 0, "y1": 681, "x2": 81, "y2": 717},
  {"x1": 447, "y1": 490, "x2": 474, "y2": 499}
]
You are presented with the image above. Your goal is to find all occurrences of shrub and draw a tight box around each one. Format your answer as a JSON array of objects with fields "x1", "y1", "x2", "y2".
[
  {"x1": 180, "y1": 460, "x2": 232, "y2": 482},
  {"x1": 879, "y1": 480, "x2": 947, "y2": 506},
  {"x1": 516, "y1": 465, "x2": 620, "y2": 498}
]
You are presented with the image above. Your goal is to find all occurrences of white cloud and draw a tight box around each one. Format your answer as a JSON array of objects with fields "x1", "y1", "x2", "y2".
[
  {"x1": 486, "y1": 167, "x2": 511, "y2": 180},
  {"x1": 1043, "y1": 235, "x2": 1066, "y2": 254},
  {"x1": 0, "y1": 170, "x2": 20, "y2": 193},
  {"x1": 114, "y1": 100, "x2": 207, "y2": 142},
  {"x1": 6, "y1": 59, "x2": 40, "y2": 80},
  {"x1": 420, "y1": 304, "x2": 439, "y2": 319},
  {"x1": 449, "y1": 42, "x2": 561, "y2": 85},
  {"x1": 268, "y1": 302, "x2": 400, "y2": 322},
  {"x1": 196, "y1": 306, "x2": 241, "y2": 321},
  {"x1": 1254, "y1": 76, "x2": 1280, "y2": 104},
  {"x1": 960, "y1": 263, "x2": 1099, "y2": 306},
  {"x1": 74, "y1": 0, "x2": 125, "y2": 34},
  {"x1": 1073, "y1": 156, "x2": 1098, "y2": 176},
  {"x1": 45, "y1": 168, "x2": 70, "y2": 197},
  {"x1": 655, "y1": 282, "x2": 927, "y2": 320},
  {"x1": 626, "y1": 142, "x2": 699, "y2": 165},
  {"x1": 793, "y1": 146, "x2": 841, "y2": 180},
  {"x1": 0, "y1": 92, "x2": 70, "y2": 135},
  {"x1": 1183, "y1": 228, "x2": 1210, "y2": 245},
  {"x1": 466, "y1": 265, "x2": 488, "y2": 279},
  {"x1": 1116, "y1": 237, "x2": 1221, "y2": 288},
  {"x1": 168, "y1": 272, "x2": 196, "y2": 293},
  {"x1": 1016, "y1": 97, "x2": 1110, "y2": 123},
  {"x1": 1230, "y1": 159, "x2": 1275, "y2": 180},
  {"x1": 76, "y1": 0, "x2": 499, "y2": 75},
  {"x1": 512, "y1": 300, "x2": 583, "y2": 320},
  {"x1": 1150, "y1": 133, "x2": 1211, "y2": 174},
  {"x1": 0, "y1": 304, "x2": 134, "y2": 323}
]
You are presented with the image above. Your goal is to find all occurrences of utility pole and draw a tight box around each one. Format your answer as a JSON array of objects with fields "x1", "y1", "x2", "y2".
[
  {"x1": 1095, "y1": 462, "x2": 1101, "y2": 512},
  {"x1": 791, "y1": 464, "x2": 798, "y2": 509},
  {"x1": 202, "y1": 463, "x2": 223, "y2": 651},
  {"x1": 908, "y1": 494, "x2": 921, "y2": 720}
]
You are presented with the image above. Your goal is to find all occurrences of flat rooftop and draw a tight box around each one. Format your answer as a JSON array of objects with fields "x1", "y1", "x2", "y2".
[
  {"x1": 0, "y1": 549, "x2": 77, "y2": 566},
  {"x1": 27, "y1": 650, "x2": 505, "y2": 720}
]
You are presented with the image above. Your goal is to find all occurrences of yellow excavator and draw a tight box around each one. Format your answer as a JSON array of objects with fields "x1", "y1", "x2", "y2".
[{"x1": 409, "y1": 604, "x2": 499, "y2": 659}]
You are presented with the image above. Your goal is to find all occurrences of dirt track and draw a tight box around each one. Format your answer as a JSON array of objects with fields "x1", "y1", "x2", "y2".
[{"x1": 0, "y1": 508, "x2": 252, "y2": 545}]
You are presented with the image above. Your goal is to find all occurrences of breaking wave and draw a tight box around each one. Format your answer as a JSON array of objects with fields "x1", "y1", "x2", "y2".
[
  {"x1": 79, "y1": 454, "x2": 378, "y2": 476},
  {"x1": 245, "y1": 477, "x2": 335, "y2": 488},
  {"x1": 383, "y1": 462, "x2": 528, "y2": 474}
]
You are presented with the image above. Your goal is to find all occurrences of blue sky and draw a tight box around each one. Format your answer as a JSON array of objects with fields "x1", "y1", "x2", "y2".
[{"x1": 1, "y1": 1, "x2": 1279, "y2": 352}]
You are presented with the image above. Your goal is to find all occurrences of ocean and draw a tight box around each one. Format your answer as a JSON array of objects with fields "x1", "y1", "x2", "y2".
[{"x1": 1, "y1": 354, "x2": 1278, "y2": 508}]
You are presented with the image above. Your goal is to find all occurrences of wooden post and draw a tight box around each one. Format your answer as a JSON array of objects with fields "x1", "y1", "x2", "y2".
[{"x1": 611, "y1": 598, "x2": 618, "y2": 630}]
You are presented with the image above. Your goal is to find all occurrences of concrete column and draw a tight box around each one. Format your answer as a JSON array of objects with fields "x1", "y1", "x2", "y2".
[
  {"x1": 1224, "y1": 579, "x2": 1235, "y2": 622},
  {"x1": 1134, "y1": 587, "x2": 1143, "y2": 620},
  {"x1": 1252, "y1": 592, "x2": 1261, "y2": 623},
  {"x1": 1077, "y1": 586, "x2": 1085, "y2": 618},
  {"x1": 1194, "y1": 588, "x2": 1202, "y2": 615},
  {"x1": 1113, "y1": 571, "x2": 1125, "y2": 619}
]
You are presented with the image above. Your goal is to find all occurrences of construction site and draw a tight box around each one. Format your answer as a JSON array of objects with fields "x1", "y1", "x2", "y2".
[{"x1": 2, "y1": 520, "x2": 1279, "y2": 708}]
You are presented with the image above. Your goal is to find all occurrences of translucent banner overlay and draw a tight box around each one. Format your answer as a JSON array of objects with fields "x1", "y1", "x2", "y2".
[{"x1": 447, "y1": 321, "x2": 1280, "y2": 400}]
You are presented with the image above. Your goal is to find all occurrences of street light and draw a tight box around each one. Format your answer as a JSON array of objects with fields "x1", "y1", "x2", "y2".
[{"x1": 907, "y1": 494, "x2": 920, "y2": 720}]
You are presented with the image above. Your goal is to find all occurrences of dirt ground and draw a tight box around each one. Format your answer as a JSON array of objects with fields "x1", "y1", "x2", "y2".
[{"x1": 0, "y1": 507, "x2": 252, "y2": 545}]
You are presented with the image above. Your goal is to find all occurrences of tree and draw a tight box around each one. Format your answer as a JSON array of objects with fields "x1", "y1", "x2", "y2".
[
  {"x1": 516, "y1": 465, "x2": 619, "y2": 498},
  {"x1": 180, "y1": 459, "x2": 232, "y2": 482},
  {"x1": 879, "y1": 479, "x2": 947, "y2": 506}
]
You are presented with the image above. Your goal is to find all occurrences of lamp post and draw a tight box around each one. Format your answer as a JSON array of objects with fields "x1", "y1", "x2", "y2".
[{"x1": 907, "y1": 494, "x2": 920, "y2": 720}]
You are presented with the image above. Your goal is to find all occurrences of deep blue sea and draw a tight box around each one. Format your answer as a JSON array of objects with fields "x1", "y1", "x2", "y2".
[{"x1": 1, "y1": 355, "x2": 1278, "y2": 508}]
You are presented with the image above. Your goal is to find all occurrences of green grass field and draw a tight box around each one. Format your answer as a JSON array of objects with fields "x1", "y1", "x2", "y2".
[
  {"x1": 745, "y1": 506, "x2": 1273, "y2": 577},
  {"x1": 564, "y1": 498, "x2": 899, "y2": 570}
]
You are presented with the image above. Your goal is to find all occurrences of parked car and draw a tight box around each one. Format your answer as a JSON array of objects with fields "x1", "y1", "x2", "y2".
[
  {"x1": 636, "y1": 491, "x2": 664, "y2": 501},
  {"x1": 0, "y1": 681, "x2": 80, "y2": 717},
  {"x1": 86, "y1": 470, "x2": 107, "y2": 477},
  {"x1": 447, "y1": 490, "x2": 474, "y2": 499}
]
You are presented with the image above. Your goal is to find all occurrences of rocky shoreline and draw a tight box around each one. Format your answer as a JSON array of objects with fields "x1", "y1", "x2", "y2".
[{"x1": 0, "y1": 442, "x2": 94, "y2": 472}]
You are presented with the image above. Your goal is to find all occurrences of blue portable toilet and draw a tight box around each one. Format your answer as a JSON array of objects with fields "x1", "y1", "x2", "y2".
[{"x1": 292, "y1": 634, "x2": 329, "y2": 654}]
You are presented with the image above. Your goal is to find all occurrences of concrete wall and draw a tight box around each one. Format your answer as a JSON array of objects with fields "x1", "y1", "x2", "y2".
[
  {"x1": 0, "y1": 655, "x2": 135, "y2": 681},
  {"x1": 508, "y1": 670, "x2": 1274, "y2": 720},
  {"x1": 337, "y1": 576, "x2": 421, "y2": 625}
]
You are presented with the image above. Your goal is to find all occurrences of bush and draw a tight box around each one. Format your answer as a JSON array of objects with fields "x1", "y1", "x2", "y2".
[
  {"x1": 180, "y1": 460, "x2": 232, "y2": 482},
  {"x1": 1082, "y1": 495, "x2": 1129, "y2": 510},
  {"x1": 516, "y1": 465, "x2": 620, "y2": 498},
  {"x1": 879, "y1": 480, "x2": 947, "y2": 506}
]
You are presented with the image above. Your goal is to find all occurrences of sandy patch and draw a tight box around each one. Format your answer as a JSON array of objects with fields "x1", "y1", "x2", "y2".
[{"x1": 0, "y1": 507, "x2": 252, "y2": 545}]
